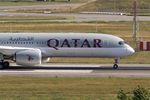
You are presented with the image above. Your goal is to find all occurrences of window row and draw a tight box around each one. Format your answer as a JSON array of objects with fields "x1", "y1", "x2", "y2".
[{"x1": 0, "y1": 41, "x2": 47, "y2": 45}]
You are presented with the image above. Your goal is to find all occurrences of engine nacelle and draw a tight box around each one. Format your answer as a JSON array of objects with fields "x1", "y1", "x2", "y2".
[{"x1": 15, "y1": 49, "x2": 41, "y2": 66}]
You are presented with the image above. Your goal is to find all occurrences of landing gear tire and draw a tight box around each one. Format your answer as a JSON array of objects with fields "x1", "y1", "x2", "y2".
[
  {"x1": 0, "y1": 64, "x2": 3, "y2": 69},
  {"x1": 3, "y1": 61, "x2": 9, "y2": 69},
  {"x1": 113, "y1": 64, "x2": 118, "y2": 69},
  {"x1": 113, "y1": 58, "x2": 119, "y2": 69},
  {"x1": 0, "y1": 61, "x2": 10, "y2": 69}
]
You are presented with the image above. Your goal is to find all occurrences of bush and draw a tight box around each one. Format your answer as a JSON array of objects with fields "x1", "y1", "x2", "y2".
[
  {"x1": 117, "y1": 86, "x2": 150, "y2": 100},
  {"x1": 117, "y1": 89, "x2": 129, "y2": 100},
  {"x1": 132, "y1": 86, "x2": 149, "y2": 100}
]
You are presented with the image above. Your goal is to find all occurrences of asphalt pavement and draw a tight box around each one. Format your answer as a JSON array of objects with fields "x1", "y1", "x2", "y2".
[{"x1": 0, "y1": 64, "x2": 150, "y2": 78}]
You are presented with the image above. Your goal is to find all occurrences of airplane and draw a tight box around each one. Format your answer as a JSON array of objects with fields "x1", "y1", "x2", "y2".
[{"x1": 0, "y1": 33, "x2": 135, "y2": 69}]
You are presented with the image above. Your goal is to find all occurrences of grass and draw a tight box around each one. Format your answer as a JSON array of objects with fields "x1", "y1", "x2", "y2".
[
  {"x1": 0, "y1": 21, "x2": 149, "y2": 37},
  {"x1": 0, "y1": 76, "x2": 149, "y2": 100},
  {"x1": 48, "y1": 0, "x2": 88, "y2": 3},
  {"x1": 0, "y1": 1, "x2": 50, "y2": 6},
  {"x1": 0, "y1": 0, "x2": 87, "y2": 6},
  {"x1": 0, "y1": 16, "x2": 73, "y2": 22},
  {"x1": 0, "y1": 0, "x2": 149, "y2": 15},
  {"x1": 0, "y1": 0, "x2": 149, "y2": 14},
  {"x1": 74, "y1": 0, "x2": 150, "y2": 14}
]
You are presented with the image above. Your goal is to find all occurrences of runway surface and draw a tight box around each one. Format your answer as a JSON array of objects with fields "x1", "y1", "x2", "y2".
[{"x1": 0, "y1": 64, "x2": 150, "y2": 78}]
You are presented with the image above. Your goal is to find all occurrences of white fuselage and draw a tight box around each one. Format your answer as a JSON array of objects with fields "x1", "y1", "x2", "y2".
[{"x1": 0, "y1": 33, "x2": 134, "y2": 58}]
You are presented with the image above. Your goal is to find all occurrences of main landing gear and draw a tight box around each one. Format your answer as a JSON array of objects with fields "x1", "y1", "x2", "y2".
[
  {"x1": 0, "y1": 61, "x2": 10, "y2": 69},
  {"x1": 0, "y1": 54, "x2": 10, "y2": 69},
  {"x1": 113, "y1": 58, "x2": 119, "y2": 69}
]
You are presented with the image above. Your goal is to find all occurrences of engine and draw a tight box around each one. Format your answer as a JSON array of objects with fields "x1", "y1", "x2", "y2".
[{"x1": 15, "y1": 49, "x2": 42, "y2": 66}]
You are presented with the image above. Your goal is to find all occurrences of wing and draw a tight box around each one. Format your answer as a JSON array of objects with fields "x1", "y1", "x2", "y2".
[{"x1": 0, "y1": 46, "x2": 34, "y2": 55}]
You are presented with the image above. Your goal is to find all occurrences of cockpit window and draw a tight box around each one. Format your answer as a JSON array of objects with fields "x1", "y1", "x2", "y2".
[{"x1": 118, "y1": 41, "x2": 125, "y2": 45}]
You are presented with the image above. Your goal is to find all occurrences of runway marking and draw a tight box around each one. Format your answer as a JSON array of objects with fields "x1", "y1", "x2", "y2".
[{"x1": 0, "y1": 70, "x2": 93, "y2": 73}]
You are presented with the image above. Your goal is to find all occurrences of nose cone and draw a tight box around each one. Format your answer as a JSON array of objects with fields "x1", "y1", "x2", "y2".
[{"x1": 126, "y1": 45, "x2": 135, "y2": 55}]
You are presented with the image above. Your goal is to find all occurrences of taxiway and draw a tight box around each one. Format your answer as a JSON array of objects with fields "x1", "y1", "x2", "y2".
[{"x1": 0, "y1": 13, "x2": 150, "y2": 22}]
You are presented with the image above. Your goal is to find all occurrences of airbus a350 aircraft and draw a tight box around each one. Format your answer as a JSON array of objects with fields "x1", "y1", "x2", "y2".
[{"x1": 0, "y1": 33, "x2": 134, "y2": 69}]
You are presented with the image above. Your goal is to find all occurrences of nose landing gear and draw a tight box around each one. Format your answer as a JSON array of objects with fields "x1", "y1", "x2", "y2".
[{"x1": 113, "y1": 58, "x2": 119, "y2": 69}]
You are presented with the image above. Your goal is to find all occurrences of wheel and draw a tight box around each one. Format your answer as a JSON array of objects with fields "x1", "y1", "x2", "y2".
[
  {"x1": 3, "y1": 61, "x2": 10, "y2": 69},
  {"x1": 113, "y1": 64, "x2": 118, "y2": 69},
  {"x1": 0, "y1": 61, "x2": 10, "y2": 69},
  {"x1": 0, "y1": 63, "x2": 4, "y2": 69}
]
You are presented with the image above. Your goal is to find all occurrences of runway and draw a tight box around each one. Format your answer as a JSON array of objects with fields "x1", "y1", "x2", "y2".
[{"x1": 0, "y1": 64, "x2": 150, "y2": 78}]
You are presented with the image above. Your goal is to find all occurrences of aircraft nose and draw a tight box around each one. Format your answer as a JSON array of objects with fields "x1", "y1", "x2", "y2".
[{"x1": 126, "y1": 45, "x2": 135, "y2": 55}]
